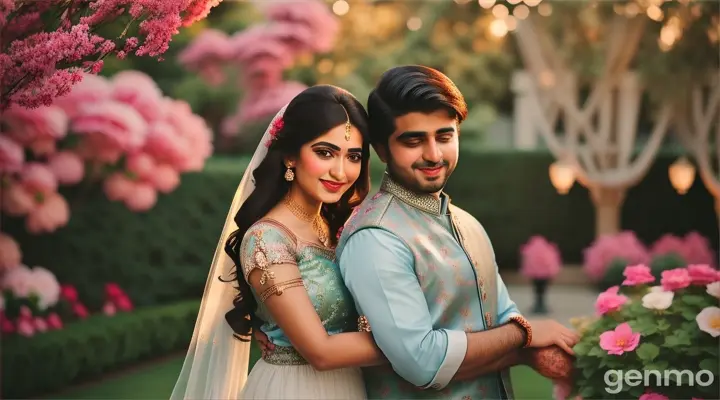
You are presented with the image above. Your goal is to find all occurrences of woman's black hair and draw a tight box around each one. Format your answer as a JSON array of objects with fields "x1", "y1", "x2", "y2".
[{"x1": 222, "y1": 85, "x2": 371, "y2": 340}]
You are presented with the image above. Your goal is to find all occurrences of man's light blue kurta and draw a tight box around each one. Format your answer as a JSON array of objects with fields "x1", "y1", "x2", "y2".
[{"x1": 338, "y1": 187, "x2": 522, "y2": 396}]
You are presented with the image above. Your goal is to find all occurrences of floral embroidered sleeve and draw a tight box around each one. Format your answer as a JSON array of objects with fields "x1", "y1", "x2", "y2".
[{"x1": 240, "y1": 222, "x2": 297, "y2": 285}]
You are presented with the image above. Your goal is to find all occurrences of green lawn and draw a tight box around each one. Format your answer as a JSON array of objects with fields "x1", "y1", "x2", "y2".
[{"x1": 50, "y1": 349, "x2": 554, "y2": 399}]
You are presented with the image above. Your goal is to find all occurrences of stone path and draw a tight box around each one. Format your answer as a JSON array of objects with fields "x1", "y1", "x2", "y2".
[{"x1": 506, "y1": 283, "x2": 597, "y2": 327}]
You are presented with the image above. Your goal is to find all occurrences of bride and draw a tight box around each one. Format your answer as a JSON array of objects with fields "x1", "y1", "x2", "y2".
[{"x1": 170, "y1": 85, "x2": 386, "y2": 399}]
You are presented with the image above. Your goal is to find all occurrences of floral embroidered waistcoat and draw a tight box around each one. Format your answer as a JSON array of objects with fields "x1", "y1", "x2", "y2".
[{"x1": 337, "y1": 174, "x2": 514, "y2": 400}]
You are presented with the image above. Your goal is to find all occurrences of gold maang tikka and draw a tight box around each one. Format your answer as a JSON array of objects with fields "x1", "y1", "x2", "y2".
[{"x1": 341, "y1": 105, "x2": 351, "y2": 141}]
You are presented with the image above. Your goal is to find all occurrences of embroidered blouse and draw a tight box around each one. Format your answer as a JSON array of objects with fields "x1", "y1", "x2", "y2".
[{"x1": 239, "y1": 219, "x2": 358, "y2": 348}]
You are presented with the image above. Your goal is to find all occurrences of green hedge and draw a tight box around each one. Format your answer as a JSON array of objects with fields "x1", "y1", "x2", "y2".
[
  {"x1": 3, "y1": 151, "x2": 717, "y2": 307},
  {"x1": 1, "y1": 300, "x2": 200, "y2": 399}
]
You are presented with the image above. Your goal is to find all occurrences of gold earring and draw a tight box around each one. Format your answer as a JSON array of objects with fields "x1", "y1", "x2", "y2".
[{"x1": 284, "y1": 167, "x2": 295, "y2": 181}]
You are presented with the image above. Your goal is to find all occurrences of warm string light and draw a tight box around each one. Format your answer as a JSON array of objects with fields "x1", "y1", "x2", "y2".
[{"x1": 332, "y1": 0, "x2": 349, "y2": 16}]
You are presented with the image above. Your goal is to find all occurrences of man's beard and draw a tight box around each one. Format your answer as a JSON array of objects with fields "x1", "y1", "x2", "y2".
[{"x1": 386, "y1": 159, "x2": 452, "y2": 195}]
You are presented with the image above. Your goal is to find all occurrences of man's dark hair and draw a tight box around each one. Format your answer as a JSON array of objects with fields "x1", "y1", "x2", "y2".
[{"x1": 366, "y1": 65, "x2": 468, "y2": 147}]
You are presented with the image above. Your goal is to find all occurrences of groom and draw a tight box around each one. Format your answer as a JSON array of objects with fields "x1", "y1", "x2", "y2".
[{"x1": 334, "y1": 65, "x2": 578, "y2": 399}]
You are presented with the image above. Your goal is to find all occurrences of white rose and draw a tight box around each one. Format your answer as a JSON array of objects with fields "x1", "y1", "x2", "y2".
[
  {"x1": 707, "y1": 282, "x2": 720, "y2": 299},
  {"x1": 696, "y1": 306, "x2": 720, "y2": 337},
  {"x1": 642, "y1": 290, "x2": 674, "y2": 310}
]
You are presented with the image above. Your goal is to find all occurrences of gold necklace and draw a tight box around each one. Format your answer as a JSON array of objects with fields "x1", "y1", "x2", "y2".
[{"x1": 282, "y1": 196, "x2": 330, "y2": 247}]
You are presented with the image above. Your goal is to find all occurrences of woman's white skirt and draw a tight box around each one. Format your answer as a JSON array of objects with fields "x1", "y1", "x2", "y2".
[{"x1": 240, "y1": 359, "x2": 367, "y2": 399}]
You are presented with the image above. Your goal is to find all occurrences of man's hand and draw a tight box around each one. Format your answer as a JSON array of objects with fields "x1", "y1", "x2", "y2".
[
  {"x1": 528, "y1": 319, "x2": 580, "y2": 355},
  {"x1": 526, "y1": 345, "x2": 575, "y2": 380},
  {"x1": 254, "y1": 329, "x2": 274, "y2": 354}
]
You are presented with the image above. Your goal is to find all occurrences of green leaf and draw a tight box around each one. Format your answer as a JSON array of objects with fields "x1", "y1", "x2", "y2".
[
  {"x1": 588, "y1": 346, "x2": 606, "y2": 358},
  {"x1": 682, "y1": 295, "x2": 706, "y2": 305},
  {"x1": 636, "y1": 343, "x2": 660, "y2": 362},
  {"x1": 579, "y1": 385, "x2": 596, "y2": 399},
  {"x1": 656, "y1": 319, "x2": 672, "y2": 331},
  {"x1": 574, "y1": 341, "x2": 592, "y2": 356},
  {"x1": 682, "y1": 309, "x2": 699, "y2": 321},
  {"x1": 646, "y1": 360, "x2": 669, "y2": 370}
]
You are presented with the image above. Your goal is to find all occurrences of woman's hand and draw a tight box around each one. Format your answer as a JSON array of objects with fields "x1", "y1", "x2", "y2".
[{"x1": 254, "y1": 329, "x2": 275, "y2": 354}]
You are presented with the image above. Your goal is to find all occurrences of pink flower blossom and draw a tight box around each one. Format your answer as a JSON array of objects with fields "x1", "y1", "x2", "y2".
[
  {"x1": 639, "y1": 392, "x2": 669, "y2": 400},
  {"x1": 150, "y1": 164, "x2": 180, "y2": 193},
  {"x1": 0, "y1": 233, "x2": 22, "y2": 271},
  {"x1": 622, "y1": 264, "x2": 655, "y2": 286},
  {"x1": 103, "y1": 302, "x2": 116, "y2": 316},
  {"x1": 1, "y1": 181, "x2": 36, "y2": 216},
  {"x1": 595, "y1": 286, "x2": 628, "y2": 315},
  {"x1": 61, "y1": 284, "x2": 78, "y2": 303},
  {"x1": 177, "y1": 29, "x2": 231, "y2": 85},
  {"x1": 520, "y1": 236, "x2": 562, "y2": 280},
  {"x1": 73, "y1": 302, "x2": 89, "y2": 319},
  {"x1": 687, "y1": 264, "x2": 720, "y2": 286},
  {"x1": 583, "y1": 231, "x2": 650, "y2": 282},
  {"x1": 48, "y1": 151, "x2": 85, "y2": 185},
  {"x1": 1, "y1": 105, "x2": 68, "y2": 144},
  {"x1": 21, "y1": 162, "x2": 58, "y2": 194},
  {"x1": 682, "y1": 232, "x2": 716, "y2": 267},
  {"x1": 19, "y1": 305, "x2": 32, "y2": 319},
  {"x1": 111, "y1": 70, "x2": 166, "y2": 123},
  {"x1": 46, "y1": 313, "x2": 63, "y2": 330},
  {"x1": 103, "y1": 172, "x2": 136, "y2": 202},
  {"x1": 599, "y1": 322, "x2": 640, "y2": 355},
  {"x1": 1, "y1": 318, "x2": 15, "y2": 333},
  {"x1": 2, "y1": 265, "x2": 34, "y2": 297},
  {"x1": 115, "y1": 295, "x2": 134, "y2": 312},
  {"x1": 0, "y1": 135, "x2": 24, "y2": 173},
  {"x1": 53, "y1": 73, "x2": 114, "y2": 118},
  {"x1": 25, "y1": 192, "x2": 70, "y2": 234},
  {"x1": 30, "y1": 266, "x2": 61, "y2": 309},
  {"x1": 126, "y1": 152, "x2": 157, "y2": 181},
  {"x1": 34, "y1": 316, "x2": 48, "y2": 332},
  {"x1": 124, "y1": 182, "x2": 157, "y2": 211},
  {"x1": 661, "y1": 268, "x2": 692, "y2": 291},
  {"x1": 29, "y1": 138, "x2": 57, "y2": 156},
  {"x1": 16, "y1": 318, "x2": 35, "y2": 337},
  {"x1": 72, "y1": 100, "x2": 148, "y2": 152},
  {"x1": 76, "y1": 134, "x2": 125, "y2": 164},
  {"x1": 106, "y1": 283, "x2": 124, "y2": 298}
]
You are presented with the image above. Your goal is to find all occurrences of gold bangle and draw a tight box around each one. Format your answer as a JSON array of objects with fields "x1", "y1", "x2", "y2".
[
  {"x1": 259, "y1": 278, "x2": 305, "y2": 302},
  {"x1": 357, "y1": 315, "x2": 371, "y2": 332},
  {"x1": 508, "y1": 315, "x2": 532, "y2": 348}
]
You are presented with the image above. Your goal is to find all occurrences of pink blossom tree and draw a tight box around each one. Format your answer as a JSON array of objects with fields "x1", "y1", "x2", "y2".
[
  {"x1": 0, "y1": 0, "x2": 223, "y2": 111},
  {"x1": 178, "y1": 0, "x2": 339, "y2": 138}
]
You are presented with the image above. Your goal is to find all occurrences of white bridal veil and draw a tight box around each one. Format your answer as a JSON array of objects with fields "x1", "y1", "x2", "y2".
[{"x1": 170, "y1": 105, "x2": 287, "y2": 400}]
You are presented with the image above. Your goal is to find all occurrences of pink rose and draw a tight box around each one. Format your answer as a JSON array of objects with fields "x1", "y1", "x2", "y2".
[
  {"x1": 46, "y1": 313, "x2": 63, "y2": 330},
  {"x1": 639, "y1": 392, "x2": 669, "y2": 400},
  {"x1": 687, "y1": 264, "x2": 720, "y2": 286},
  {"x1": 0, "y1": 135, "x2": 24, "y2": 173},
  {"x1": 123, "y1": 182, "x2": 157, "y2": 212},
  {"x1": 599, "y1": 322, "x2": 640, "y2": 355},
  {"x1": 103, "y1": 172, "x2": 136, "y2": 202},
  {"x1": 48, "y1": 151, "x2": 85, "y2": 185},
  {"x1": 103, "y1": 302, "x2": 116, "y2": 316},
  {"x1": 0, "y1": 233, "x2": 22, "y2": 271},
  {"x1": 21, "y1": 162, "x2": 58, "y2": 194},
  {"x1": 1, "y1": 182, "x2": 35, "y2": 216},
  {"x1": 594, "y1": 286, "x2": 628, "y2": 315},
  {"x1": 25, "y1": 192, "x2": 70, "y2": 234},
  {"x1": 150, "y1": 164, "x2": 180, "y2": 193},
  {"x1": 661, "y1": 268, "x2": 692, "y2": 291},
  {"x1": 622, "y1": 264, "x2": 655, "y2": 286},
  {"x1": 71, "y1": 101, "x2": 148, "y2": 152}
]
